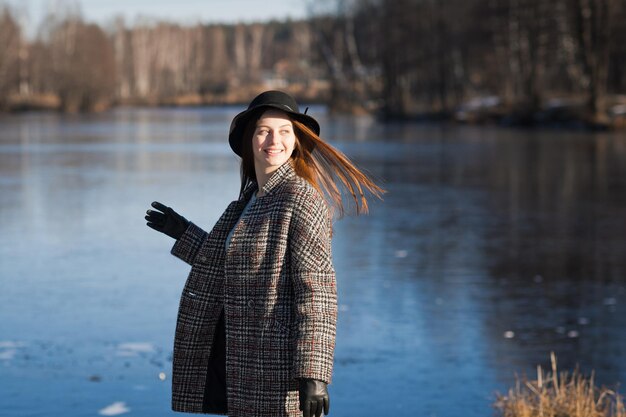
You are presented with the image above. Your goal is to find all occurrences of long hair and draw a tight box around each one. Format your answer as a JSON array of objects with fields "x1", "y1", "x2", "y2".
[{"x1": 239, "y1": 114, "x2": 385, "y2": 217}]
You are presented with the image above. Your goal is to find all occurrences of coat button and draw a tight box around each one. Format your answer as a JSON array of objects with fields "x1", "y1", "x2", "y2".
[
  {"x1": 199, "y1": 256, "x2": 207, "y2": 262},
  {"x1": 247, "y1": 300, "x2": 255, "y2": 308}
]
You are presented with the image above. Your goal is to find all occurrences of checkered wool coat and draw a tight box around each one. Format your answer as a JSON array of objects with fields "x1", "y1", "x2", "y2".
[{"x1": 169, "y1": 161, "x2": 337, "y2": 416}]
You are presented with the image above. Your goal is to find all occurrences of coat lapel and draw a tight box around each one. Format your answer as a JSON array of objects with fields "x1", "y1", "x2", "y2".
[{"x1": 259, "y1": 160, "x2": 297, "y2": 197}]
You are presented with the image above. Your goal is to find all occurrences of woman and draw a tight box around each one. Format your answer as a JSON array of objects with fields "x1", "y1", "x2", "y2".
[{"x1": 145, "y1": 91, "x2": 383, "y2": 417}]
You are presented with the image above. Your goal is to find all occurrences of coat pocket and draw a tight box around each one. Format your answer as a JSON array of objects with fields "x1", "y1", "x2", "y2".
[
  {"x1": 257, "y1": 317, "x2": 296, "y2": 387},
  {"x1": 175, "y1": 290, "x2": 213, "y2": 344}
]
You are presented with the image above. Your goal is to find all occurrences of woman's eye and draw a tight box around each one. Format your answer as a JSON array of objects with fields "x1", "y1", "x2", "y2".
[{"x1": 280, "y1": 130, "x2": 291, "y2": 135}]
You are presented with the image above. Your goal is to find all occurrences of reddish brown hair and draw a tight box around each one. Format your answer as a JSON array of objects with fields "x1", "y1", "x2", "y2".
[{"x1": 239, "y1": 113, "x2": 385, "y2": 217}]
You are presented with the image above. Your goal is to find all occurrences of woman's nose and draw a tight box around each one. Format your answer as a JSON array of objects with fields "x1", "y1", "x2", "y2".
[{"x1": 267, "y1": 130, "x2": 279, "y2": 142}]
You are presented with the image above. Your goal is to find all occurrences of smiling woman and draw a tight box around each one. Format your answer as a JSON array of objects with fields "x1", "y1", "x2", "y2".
[{"x1": 145, "y1": 90, "x2": 384, "y2": 417}]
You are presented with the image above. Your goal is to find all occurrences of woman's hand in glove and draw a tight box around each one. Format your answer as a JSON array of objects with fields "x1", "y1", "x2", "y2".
[
  {"x1": 145, "y1": 201, "x2": 190, "y2": 240},
  {"x1": 298, "y1": 378, "x2": 330, "y2": 417}
]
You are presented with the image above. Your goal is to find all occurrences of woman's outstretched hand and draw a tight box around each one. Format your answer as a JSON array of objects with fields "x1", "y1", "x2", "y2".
[
  {"x1": 298, "y1": 378, "x2": 329, "y2": 417},
  {"x1": 145, "y1": 201, "x2": 190, "y2": 240}
]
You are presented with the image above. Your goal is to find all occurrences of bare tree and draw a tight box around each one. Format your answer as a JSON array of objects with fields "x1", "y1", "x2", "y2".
[
  {"x1": 306, "y1": 0, "x2": 379, "y2": 112},
  {"x1": 0, "y1": 7, "x2": 21, "y2": 109},
  {"x1": 200, "y1": 25, "x2": 230, "y2": 95},
  {"x1": 46, "y1": 16, "x2": 116, "y2": 111},
  {"x1": 572, "y1": 0, "x2": 615, "y2": 119}
]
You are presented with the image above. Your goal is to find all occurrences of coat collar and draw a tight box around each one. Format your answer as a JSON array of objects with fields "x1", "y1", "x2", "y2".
[
  {"x1": 261, "y1": 160, "x2": 297, "y2": 195},
  {"x1": 241, "y1": 160, "x2": 297, "y2": 201}
]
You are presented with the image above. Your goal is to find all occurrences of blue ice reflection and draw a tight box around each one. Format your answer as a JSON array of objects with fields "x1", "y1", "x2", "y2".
[{"x1": 1, "y1": 108, "x2": 625, "y2": 417}]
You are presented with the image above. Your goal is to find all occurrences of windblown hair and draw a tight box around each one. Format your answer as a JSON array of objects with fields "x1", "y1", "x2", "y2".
[{"x1": 239, "y1": 114, "x2": 385, "y2": 217}]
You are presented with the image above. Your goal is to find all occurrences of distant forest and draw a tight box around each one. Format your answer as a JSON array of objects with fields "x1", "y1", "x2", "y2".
[{"x1": 1, "y1": 0, "x2": 625, "y2": 126}]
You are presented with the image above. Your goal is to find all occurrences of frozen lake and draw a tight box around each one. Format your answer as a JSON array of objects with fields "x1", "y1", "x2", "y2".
[{"x1": 1, "y1": 107, "x2": 625, "y2": 417}]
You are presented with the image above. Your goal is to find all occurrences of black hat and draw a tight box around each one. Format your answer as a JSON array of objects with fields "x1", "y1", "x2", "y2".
[{"x1": 228, "y1": 90, "x2": 320, "y2": 157}]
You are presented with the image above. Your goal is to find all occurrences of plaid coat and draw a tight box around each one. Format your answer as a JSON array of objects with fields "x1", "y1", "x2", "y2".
[{"x1": 169, "y1": 161, "x2": 337, "y2": 416}]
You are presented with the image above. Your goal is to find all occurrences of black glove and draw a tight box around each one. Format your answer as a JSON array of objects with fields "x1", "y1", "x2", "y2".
[
  {"x1": 298, "y1": 378, "x2": 329, "y2": 417},
  {"x1": 145, "y1": 201, "x2": 190, "y2": 240}
]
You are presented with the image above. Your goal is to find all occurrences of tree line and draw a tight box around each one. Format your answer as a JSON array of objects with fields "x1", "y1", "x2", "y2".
[
  {"x1": 1, "y1": 1, "x2": 625, "y2": 125},
  {"x1": 0, "y1": 6, "x2": 326, "y2": 112},
  {"x1": 320, "y1": 0, "x2": 626, "y2": 125}
]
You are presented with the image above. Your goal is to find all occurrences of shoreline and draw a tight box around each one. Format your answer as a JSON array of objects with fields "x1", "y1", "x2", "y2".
[{"x1": 3, "y1": 93, "x2": 626, "y2": 131}]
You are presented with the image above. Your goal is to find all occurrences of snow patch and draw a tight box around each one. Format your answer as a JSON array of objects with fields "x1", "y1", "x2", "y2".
[
  {"x1": 0, "y1": 349, "x2": 17, "y2": 360},
  {"x1": 0, "y1": 341, "x2": 26, "y2": 348},
  {"x1": 116, "y1": 342, "x2": 155, "y2": 356},
  {"x1": 99, "y1": 402, "x2": 130, "y2": 416},
  {"x1": 0, "y1": 341, "x2": 25, "y2": 360}
]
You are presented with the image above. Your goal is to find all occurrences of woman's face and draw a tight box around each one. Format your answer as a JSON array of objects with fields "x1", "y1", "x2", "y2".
[{"x1": 252, "y1": 109, "x2": 296, "y2": 174}]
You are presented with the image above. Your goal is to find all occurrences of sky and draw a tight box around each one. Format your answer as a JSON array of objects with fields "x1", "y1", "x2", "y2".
[{"x1": 3, "y1": 0, "x2": 311, "y2": 32}]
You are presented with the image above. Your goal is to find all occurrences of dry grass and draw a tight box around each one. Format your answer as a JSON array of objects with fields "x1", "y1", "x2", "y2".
[{"x1": 494, "y1": 352, "x2": 625, "y2": 417}]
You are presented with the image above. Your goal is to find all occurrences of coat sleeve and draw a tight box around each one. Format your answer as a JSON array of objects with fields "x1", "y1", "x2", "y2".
[
  {"x1": 289, "y1": 189, "x2": 337, "y2": 384},
  {"x1": 170, "y1": 221, "x2": 208, "y2": 266}
]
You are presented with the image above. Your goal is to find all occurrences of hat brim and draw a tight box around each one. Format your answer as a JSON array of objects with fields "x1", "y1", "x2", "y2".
[{"x1": 228, "y1": 104, "x2": 320, "y2": 157}]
